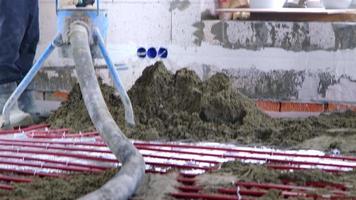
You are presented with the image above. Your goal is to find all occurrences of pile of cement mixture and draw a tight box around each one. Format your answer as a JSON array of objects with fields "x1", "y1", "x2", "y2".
[
  {"x1": 48, "y1": 61, "x2": 273, "y2": 143},
  {"x1": 48, "y1": 62, "x2": 356, "y2": 148}
]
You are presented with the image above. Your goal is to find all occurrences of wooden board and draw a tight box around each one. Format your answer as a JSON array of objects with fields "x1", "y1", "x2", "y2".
[{"x1": 216, "y1": 8, "x2": 356, "y2": 21}]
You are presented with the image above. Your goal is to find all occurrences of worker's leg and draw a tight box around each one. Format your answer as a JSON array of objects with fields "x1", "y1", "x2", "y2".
[
  {"x1": 0, "y1": 0, "x2": 37, "y2": 128},
  {"x1": 15, "y1": 0, "x2": 39, "y2": 78},
  {"x1": 17, "y1": 0, "x2": 40, "y2": 117},
  {"x1": 0, "y1": 0, "x2": 29, "y2": 84}
]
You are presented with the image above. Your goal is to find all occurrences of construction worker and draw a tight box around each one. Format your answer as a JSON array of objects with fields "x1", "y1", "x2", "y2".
[
  {"x1": 0, "y1": 0, "x2": 40, "y2": 128},
  {"x1": 0, "y1": 0, "x2": 95, "y2": 129}
]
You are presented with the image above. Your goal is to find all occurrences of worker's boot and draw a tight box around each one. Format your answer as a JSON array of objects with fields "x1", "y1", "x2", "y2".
[
  {"x1": 19, "y1": 89, "x2": 41, "y2": 122},
  {"x1": 0, "y1": 82, "x2": 33, "y2": 129}
]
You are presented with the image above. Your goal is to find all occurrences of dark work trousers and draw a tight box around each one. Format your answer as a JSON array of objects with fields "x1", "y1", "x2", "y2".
[{"x1": 0, "y1": 0, "x2": 39, "y2": 85}]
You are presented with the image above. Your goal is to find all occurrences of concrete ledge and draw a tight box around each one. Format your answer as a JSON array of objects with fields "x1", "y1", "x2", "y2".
[{"x1": 201, "y1": 20, "x2": 356, "y2": 51}]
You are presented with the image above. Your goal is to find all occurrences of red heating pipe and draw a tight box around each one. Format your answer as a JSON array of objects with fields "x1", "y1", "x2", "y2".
[
  {"x1": 267, "y1": 164, "x2": 349, "y2": 173},
  {"x1": 0, "y1": 159, "x2": 101, "y2": 173},
  {"x1": 219, "y1": 188, "x2": 351, "y2": 199},
  {"x1": 218, "y1": 188, "x2": 265, "y2": 197},
  {"x1": 179, "y1": 173, "x2": 198, "y2": 178},
  {"x1": 0, "y1": 147, "x2": 117, "y2": 163},
  {"x1": 177, "y1": 177, "x2": 197, "y2": 185},
  {"x1": 177, "y1": 186, "x2": 201, "y2": 193},
  {"x1": 21, "y1": 124, "x2": 50, "y2": 132},
  {"x1": 0, "y1": 184, "x2": 14, "y2": 191},
  {"x1": 0, "y1": 175, "x2": 32, "y2": 183},
  {"x1": 144, "y1": 161, "x2": 216, "y2": 171},
  {"x1": 0, "y1": 166, "x2": 167, "y2": 179},
  {"x1": 177, "y1": 186, "x2": 350, "y2": 199},
  {"x1": 145, "y1": 169, "x2": 169, "y2": 174},
  {"x1": 0, "y1": 138, "x2": 106, "y2": 147},
  {"x1": 0, "y1": 167, "x2": 61, "y2": 177},
  {"x1": 265, "y1": 159, "x2": 356, "y2": 170},
  {"x1": 0, "y1": 129, "x2": 22, "y2": 135},
  {"x1": 0, "y1": 124, "x2": 49, "y2": 135},
  {"x1": 58, "y1": 132, "x2": 99, "y2": 138},
  {"x1": 0, "y1": 141, "x2": 111, "y2": 153},
  {"x1": 28, "y1": 128, "x2": 70, "y2": 135},
  {"x1": 136, "y1": 145, "x2": 235, "y2": 158},
  {"x1": 170, "y1": 192, "x2": 253, "y2": 200},
  {"x1": 306, "y1": 181, "x2": 347, "y2": 191},
  {"x1": 141, "y1": 153, "x2": 220, "y2": 165},
  {"x1": 282, "y1": 191, "x2": 352, "y2": 199},
  {"x1": 136, "y1": 145, "x2": 316, "y2": 161},
  {"x1": 235, "y1": 181, "x2": 321, "y2": 192},
  {"x1": 26, "y1": 132, "x2": 99, "y2": 139},
  {"x1": 0, "y1": 154, "x2": 109, "y2": 171},
  {"x1": 281, "y1": 178, "x2": 349, "y2": 193}
]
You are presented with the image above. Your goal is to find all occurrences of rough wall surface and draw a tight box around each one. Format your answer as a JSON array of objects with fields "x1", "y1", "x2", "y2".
[
  {"x1": 34, "y1": 0, "x2": 356, "y2": 104},
  {"x1": 203, "y1": 21, "x2": 356, "y2": 51}
]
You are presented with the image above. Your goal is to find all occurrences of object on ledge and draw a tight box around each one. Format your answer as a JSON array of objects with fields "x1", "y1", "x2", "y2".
[
  {"x1": 218, "y1": 0, "x2": 249, "y2": 20},
  {"x1": 321, "y1": 0, "x2": 352, "y2": 9},
  {"x1": 305, "y1": 0, "x2": 323, "y2": 8},
  {"x1": 250, "y1": 0, "x2": 286, "y2": 8},
  {"x1": 285, "y1": 0, "x2": 306, "y2": 8}
]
